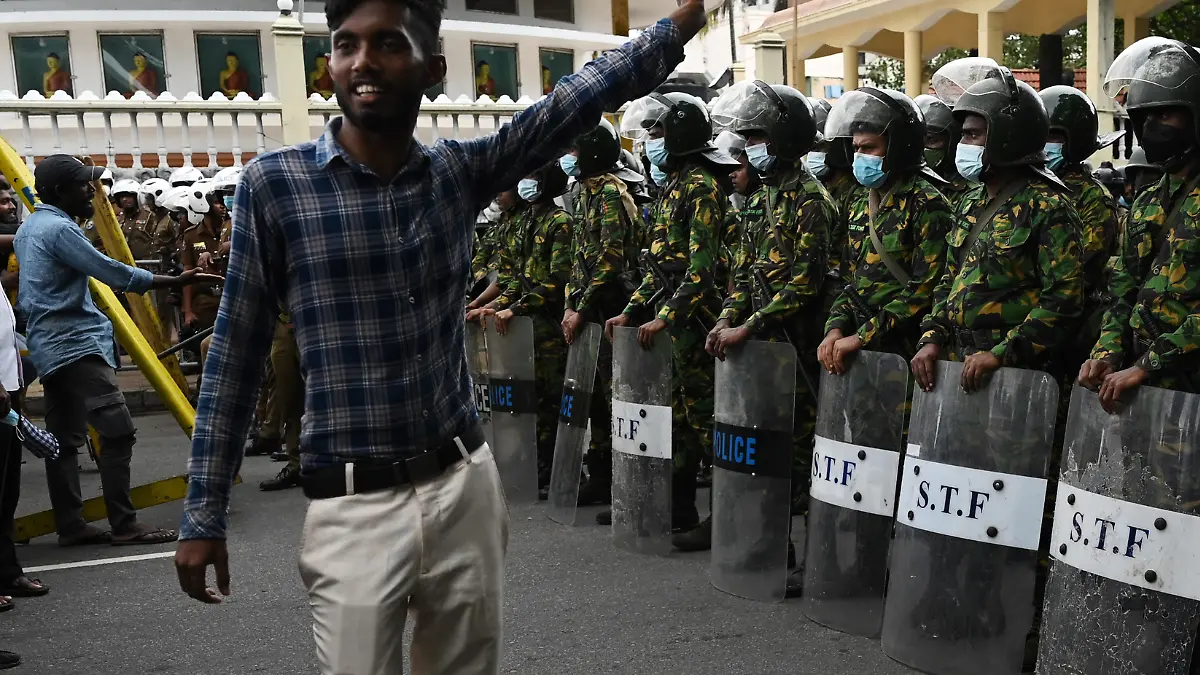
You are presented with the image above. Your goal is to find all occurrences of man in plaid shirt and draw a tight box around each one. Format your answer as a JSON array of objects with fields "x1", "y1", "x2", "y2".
[{"x1": 175, "y1": 0, "x2": 709, "y2": 672}]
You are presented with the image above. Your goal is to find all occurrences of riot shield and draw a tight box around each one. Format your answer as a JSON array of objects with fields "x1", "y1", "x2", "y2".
[
  {"x1": 710, "y1": 340, "x2": 797, "y2": 602},
  {"x1": 486, "y1": 315, "x2": 539, "y2": 505},
  {"x1": 881, "y1": 361, "x2": 1057, "y2": 675},
  {"x1": 1036, "y1": 386, "x2": 1200, "y2": 675},
  {"x1": 610, "y1": 326, "x2": 673, "y2": 555},
  {"x1": 548, "y1": 323, "x2": 602, "y2": 526},
  {"x1": 803, "y1": 350, "x2": 909, "y2": 636},
  {"x1": 466, "y1": 321, "x2": 493, "y2": 449}
]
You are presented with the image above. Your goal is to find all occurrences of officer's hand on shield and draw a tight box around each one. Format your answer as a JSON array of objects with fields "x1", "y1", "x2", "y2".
[
  {"x1": 817, "y1": 329, "x2": 842, "y2": 372},
  {"x1": 911, "y1": 343, "x2": 941, "y2": 392},
  {"x1": 637, "y1": 318, "x2": 668, "y2": 350},
  {"x1": 604, "y1": 312, "x2": 631, "y2": 343},
  {"x1": 705, "y1": 319, "x2": 730, "y2": 357},
  {"x1": 562, "y1": 309, "x2": 584, "y2": 344},
  {"x1": 711, "y1": 325, "x2": 750, "y2": 361},
  {"x1": 960, "y1": 351, "x2": 1001, "y2": 393},
  {"x1": 828, "y1": 334, "x2": 864, "y2": 376},
  {"x1": 492, "y1": 308, "x2": 514, "y2": 336},
  {"x1": 1098, "y1": 365, "x2": 1148, "y2": 414},
  {"x1": 465, "y1": 307, "x2": 490, "y2": 326},
  {"x1": 1077, "y1": 359, "x2": 1114, "y2": 391}
]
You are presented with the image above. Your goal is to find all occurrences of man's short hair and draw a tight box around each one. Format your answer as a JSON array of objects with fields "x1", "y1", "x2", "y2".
[
  {"x1": 0, "y1": 176, "x2": 9, "y2": 192},
  {"x1": 326, "y1": 0, "x2": 444, "y2": 55}
]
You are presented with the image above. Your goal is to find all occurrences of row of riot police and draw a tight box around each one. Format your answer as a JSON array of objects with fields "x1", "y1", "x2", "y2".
[{"x1": 465, "y1": 36, "x2": 1200, "y2": 675}]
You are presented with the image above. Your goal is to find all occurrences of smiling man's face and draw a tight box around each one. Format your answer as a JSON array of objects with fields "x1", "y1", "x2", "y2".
[{"x1": 330, "y1": 0, "x2": 446, "y2": 134}]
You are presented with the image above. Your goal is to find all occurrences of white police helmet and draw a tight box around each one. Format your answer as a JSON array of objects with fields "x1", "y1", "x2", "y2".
[{"x1": 168, "y1": 166, "x2": 204, "y2": 187}]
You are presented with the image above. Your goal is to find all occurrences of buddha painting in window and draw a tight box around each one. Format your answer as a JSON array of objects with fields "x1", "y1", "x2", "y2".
[
  {"x1": 43, "y1": 52, "x2": 72, "y2": 97},
  {"x1": 476, "y1": 60, "x2": 497, "y2": 98},
  {"x1": 195, "y1": 34, "x2": 262, "y2": 99},
  {"x1": 129, "y1": 53, "x2": 160, "y2": 96},
  {"x1": 12, "y1": 35, "x2": 73, "y2": 98},
  {"x1": 100, "y1": 34, "x2": 167, "y2": 98},
  {"x1": 309, "y1": 54, "x2": 334, "y2": 98},
  {"x1": 220, "y1": 52, "x2": 251, "y2": 98}
]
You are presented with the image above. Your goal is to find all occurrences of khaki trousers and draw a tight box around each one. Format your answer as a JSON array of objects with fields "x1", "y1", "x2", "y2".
[{"x1": 298, "y1": 443, "x2": 509, "y2": 675}]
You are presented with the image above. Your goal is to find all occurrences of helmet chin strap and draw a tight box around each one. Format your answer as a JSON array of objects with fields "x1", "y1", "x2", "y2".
[{"x1": 1159, "y1": 142, "x2": 1199, "y2": 174}]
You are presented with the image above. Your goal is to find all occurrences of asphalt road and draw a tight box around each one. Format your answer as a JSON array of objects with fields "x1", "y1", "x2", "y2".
[{"x1": 4, "y1": 413, "x2": 918, "y2": 675}]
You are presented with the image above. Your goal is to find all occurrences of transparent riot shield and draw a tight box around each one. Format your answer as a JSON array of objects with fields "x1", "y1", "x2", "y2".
[
  {"x1": 710, "y1": 340, "x2": 797, "y2": 602},
  {"x1": 611, "y1": 326, "x2": 673, "y2": 555},
  {"x1": 803, "y1": 350, "x2": 909, "y2": 636},
  {"x1": 881, "y1": 361, "x2": 1057, "y2": 675},
  {"x1": 1036, "y1": 386, "x2": 1200, "y2": 675},
  {"x1": 466, "y1": 321, "x2": 492, "y2": 449},
  {"x1": 548, "y1": 323, "x2": 602, "y2": 526},
  {"x1": 486, "y1": 315, "x2": 538, "y2": 505}
]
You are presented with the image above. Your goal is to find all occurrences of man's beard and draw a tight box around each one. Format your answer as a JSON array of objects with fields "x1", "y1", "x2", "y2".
[
  {"x1": 333, "y1": 81, "x2": 416, "y2": 135},
  {"x1": 0, "y1": 215, "x2": 17, "y2": 235}
]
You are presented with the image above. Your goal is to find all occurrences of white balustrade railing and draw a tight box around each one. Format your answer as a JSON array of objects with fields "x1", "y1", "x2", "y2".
[{"x1": 0, "y1": 89, "x2": 537, "y2": 176}]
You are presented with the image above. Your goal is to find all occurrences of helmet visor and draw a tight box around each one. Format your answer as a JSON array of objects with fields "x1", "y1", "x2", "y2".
[
  {"x1": 710, "y1": 80, "x2": 778, "y2": 133},
  {"x1": 1103, "y1": 36, "x2": 1200, "y2": 99},
  {"x1": 619, "y1": 96, "x2": 671, "y2": 141},
  {"x1": 932, "y1": 57, "x2": 1003, "y2": 107},
  {"x1": 712, "y1": 129, "x2": 747, "y2": 160},
  {"x1": 824, "y1": 89, "x2": 900, "y2": 140}
]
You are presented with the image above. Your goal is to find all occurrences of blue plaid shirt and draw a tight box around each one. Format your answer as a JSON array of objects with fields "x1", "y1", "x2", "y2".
[{"x1": 181, "y1": 19, "x2": 684, "y2": 540}]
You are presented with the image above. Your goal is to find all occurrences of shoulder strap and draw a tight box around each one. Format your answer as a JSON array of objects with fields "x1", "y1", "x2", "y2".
[
  {"x1": 867, "y1": 186, "x2": 910, "y2": 285},
  {"x1": 763, "y1": 188, "x2": 795, "y2": 270},
  {"x1": 956, "y1": 176, "x2": 1033, "y2": 268}
]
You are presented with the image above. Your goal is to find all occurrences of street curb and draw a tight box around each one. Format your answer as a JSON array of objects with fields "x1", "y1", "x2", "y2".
[{"x1": 25, "y1": 388, "x2": 166, "y2": 418}]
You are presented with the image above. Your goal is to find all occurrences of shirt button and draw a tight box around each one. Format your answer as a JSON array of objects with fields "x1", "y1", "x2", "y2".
[
  {"x1": 408, "y1": 296, "x2": 416, "y2": 304},
  {"x1": 416, "y1": 354, "x2": 423, "y2": 362},
  {"x1": 422, "y1": 410, "x2": 430, "y2": 418}
]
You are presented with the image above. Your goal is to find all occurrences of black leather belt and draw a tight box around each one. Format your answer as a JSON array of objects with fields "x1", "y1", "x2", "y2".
[{"x1": 299, "y1": 423, "x2": 486, "y2": 499}]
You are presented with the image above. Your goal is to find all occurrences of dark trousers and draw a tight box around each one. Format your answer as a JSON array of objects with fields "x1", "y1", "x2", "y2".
[
  {"x1": 0, "y1": 394, "x2": 23, "y2": 582},
  {"x1": 42, "y1": 355, "x2": 139, "y2": 536}
]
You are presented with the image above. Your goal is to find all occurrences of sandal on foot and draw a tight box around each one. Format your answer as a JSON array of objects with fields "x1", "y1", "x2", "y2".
[
  {"x1": 0, "y1": 577, "x2": 48, "y2": 598},
  {"x1": 112, "y1": 526, "x2": 178, "y2": 546},
  {"x1": 58, "y1": 525, "x2": 112, "y2": 547},
  {"x1": 0, "y1": 596, "x2": 13, "y2": 613}
]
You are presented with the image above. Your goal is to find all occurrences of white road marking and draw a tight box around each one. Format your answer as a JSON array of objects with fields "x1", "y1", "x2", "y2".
[{"x1": 25, "y1": 550, "x2": 175, "y2": 573}]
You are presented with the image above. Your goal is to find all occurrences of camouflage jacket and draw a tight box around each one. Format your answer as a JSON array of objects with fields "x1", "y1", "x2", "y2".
[
  {"x1": 826, "y1": 171, "x2": 954, "y2": 348},
  {"x1": 1061, "y1": 165, "x2": 1120, "y2": 299},
  {"x1": 626, "y1": 162, "x2": 727, "y2": 329},
  {"x1": 565, "y1": 174, "x2": 639, "y2": 318},
  {"x1": 920, "y1": 175, "x2": 1084, "y2": 366},
  {"x1": 494, "y1": 201, "x2": 573, "y2": 316},
  {"x1": 1093, "y1": 170, "x2": 1200, "y2": 373},
  {"x1": 471, "y1": 209, "x2": 514, "y2": 282},
  {"x1": 822, "y1": 169, "x2": 867, "y2": 284},
  {"x1": 720, "y1": 164, "x2": 835, "y2": 335},
  {"x1": 941, "y1": 173, "x2": 975, "y2": 209}
]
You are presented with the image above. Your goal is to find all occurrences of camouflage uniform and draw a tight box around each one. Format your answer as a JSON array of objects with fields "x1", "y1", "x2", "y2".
[
  {"x1": 1060, "y1": 167, "x2": 1121, "y2": 362},
  {"x1": 826, "y1": 172, "x2": 955, "y2": 355},
  {"x1": 720, "y1": 164, "x2": 834, "y2": 512},
  {"x1": 493, "y1": 201, "x2": 573, "y2": 473},
  {"x1": 1092, "y1": 172, "x2": 1200, "y2": 391},
  {"x1": 919, "y1": 177, "x2": 1085, "y2": 371},
  {"x1": 940, "y1": 173, "x2": 975, "y2": 208},
  {"x1": 566, "y1": 174, "x2": 641, "y2": 490},
  {"x1": 471, "y1": 210, "x2": 511, "y2": 284},
  {"x1": 821, "y1": 169, "x2": 867, "y2": 312},
  {"x1": 624, "y1": 162, "x2": 726, "y2": 512}
]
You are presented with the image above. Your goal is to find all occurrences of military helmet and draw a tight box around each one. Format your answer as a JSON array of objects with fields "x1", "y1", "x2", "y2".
[
  {"x1": 1124, "y1": 146, "x2": 1164, "y2": 192},
  {"x1": 1125, "y1": 146, "x2": 1156, "y2": 172},
  {"x1": 533, "y1": 159, "x2": 569, "y2": 200},
  {"x1": 808, "y1": 97, "x2": 850, "y2": 169},
  {"x1": 1040, "y1": 85, "x2": 1101, "y2": 164},
  {"x1": 915, "y1": 94, "x2": 958, "y2": 139},
  {"x1": 574, "y1": 119, "x2": 622, "y2": 178},
  {"x1": 1106, "y1": 37, "x2": 1200, "y2": 143},
  {"x1": 953, "y1": 68, "x2": 1049, "y2": 167},
  {"x1": 710, "y1": 81, "x2": 818, "y2": 161},
  {"x1": 713, "y1": 129, "x2": 747, "y2": 161},
  {"x1": 825, "y1": 87, "x2": 925, "y2": 172},
  {"x1": 809, "y1": 97, "x2": 833, "y2": 134},
  {"x1": 931, "y1": 56, "x2": 1003, "y2": 107},
  {"x1": 620, "y1": 92, "x2": 714, "y2": 156}
]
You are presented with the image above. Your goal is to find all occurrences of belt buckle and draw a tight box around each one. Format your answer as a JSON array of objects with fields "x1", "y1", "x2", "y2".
[{"x1": 405, "y1": 450, "x2": 442, "y2": 484}]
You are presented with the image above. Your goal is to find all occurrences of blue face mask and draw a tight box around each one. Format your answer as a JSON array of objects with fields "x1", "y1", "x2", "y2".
[
  {"x1": 645, "y1": 137, "x2": 670, "y2": 168},
  {"x1": 1045, "y1": 142, "x2": 1066, "y2": 172},
  {"x1": 956, "y1": 143, "x2": 986, "y2": 183},
  {"x1": 517, "y1": 178, "x2": 541, "y2": 202},
  {"x1": 807, "y1": 151, "x2": 828, "y2": 178},
  {"x1": 1119, "y1": 195, "x2": 1129, "y2": 208},
  {"x1": 223, "y1": 196, "x2": 234, "y2": 212},
  {"x1": 559, "y1": 154, "x2": 580, "y2": 177},
  {"x1": 650, "y1": 165, "x2": 669, "y2": 186},
  {"x1": 852, "y1": 152, "x2": 888, "y2": 188},
  {"x1": 746, "y1": 142, "x2": 776, "y2": 174}
]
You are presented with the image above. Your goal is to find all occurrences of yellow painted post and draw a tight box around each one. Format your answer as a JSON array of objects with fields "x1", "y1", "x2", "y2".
[
  {"x1": 272, "y1": 3, "x2": 313, "y2": 147},
  {"x1": 1123, "y1": 15, "x2": 1149, "y2": 45},
  {"x1": 611, "y1": 0, "x2": 630, "y2": 37},
  {"x1": 904, "y1": 30, "x2": 923, "y2": 98},
  {"x1": 842, "y1": 46, "x2": 859, "y2": 91},
  {"x1": 977, "y1": 11, "x2": 1005, "y2": 63}
]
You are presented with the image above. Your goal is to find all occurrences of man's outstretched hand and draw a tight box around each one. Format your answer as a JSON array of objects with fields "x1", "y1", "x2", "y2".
[{"x1": 669, "y1": 0, "x2": 708, "y2": 42}]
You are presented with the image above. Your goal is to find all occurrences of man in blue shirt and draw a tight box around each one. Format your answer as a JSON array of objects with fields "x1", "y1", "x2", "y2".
[
  {"x1": 174, "y1": 0, "x2": 709, "y2": 671},
  {"x1": 15, "y1": 155, "x2": 221, "y2": 546}
]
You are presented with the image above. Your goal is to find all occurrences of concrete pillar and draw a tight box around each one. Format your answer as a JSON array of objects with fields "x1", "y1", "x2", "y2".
[
  {"x1": 752, "y1": 32, "x2": 788, "y2": 85},
  {"x1": 904, "y1": 31, "x2": 923, "y2": 98},
  {"x1": 611, "y1": 0, "x2": 630, "y2": 37},
  {"x1": 977, "y1": 11, "x2": 1005, "y2": 63},
  {"x1": 793, "y1": 56, "x2": 807, "y2": 95},
  {"x1": 1123, "y1": 14, "x2": 1150, "y2": 46},
  {"x1": 1087, "y1": 0, "x2": 1117, "y2": 163},
  {"x1": 272, "y1": 0, "x2": 311, "y2": 146},
  {"x1": 731, "y1": 62, "x2": 747, "y2": 84},
  {"x1": 842, "y1": 46, "x2": 859, "y2": 92}
]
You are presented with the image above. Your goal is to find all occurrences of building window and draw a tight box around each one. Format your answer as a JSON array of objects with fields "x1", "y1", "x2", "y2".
[
  {"x1": 533, "y1": 0, "x2": 574, "y2": 23},
  {"x1": 539, "y1": 49, "x2": 573, "y2": 96},
  {"x1": 465, "y1": 0, "x2": 518, "y2": 14},
  {"x1": 99, "y1": 33, "x2": 166, "y2": 98},
  {"x1": 195, "y1": 33, "x2": 264, "y2": 100},
  {"x1": 11, "y1": 34, "x2": 73, "y2": 98},
  {"x1": 472, "y1": 43, "x2": 519, "y2": 100}
]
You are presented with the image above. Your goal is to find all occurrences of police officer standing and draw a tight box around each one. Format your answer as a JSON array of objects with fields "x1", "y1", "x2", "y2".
[
  {"x1": 561, "y1": 120, "x2": 644, "y2": 510},
  {"x1": 819, "y1": 88, "x2": 955, "y2": 370},
  {"x1": 911, "y1": 67, "x2": 1083, "y2": 393},
  {"x1": 703, "y1": 82, "x2": 834, "y2": 555},
  {"x1": 915, "y1": 94, "x2": 972, "y2": 205},
  {"x1": 1080, "y1": 37, "x2": 1200, "y2": 409},
  {"x1": 110, "y1": 179, "x2": 156, "y2": 263},
  {"x1": 467, "y1": 188, "x2": 522, "y2": 311},
  {"x1": 478, "y1": 161, "x2": 573, "y2": 498},
  {"x1": 607, "y1": 93, "x2": 736, "y2": 536},
  {"x1": 807, "y1": 97, "x2": 865, "y2": 314}
]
